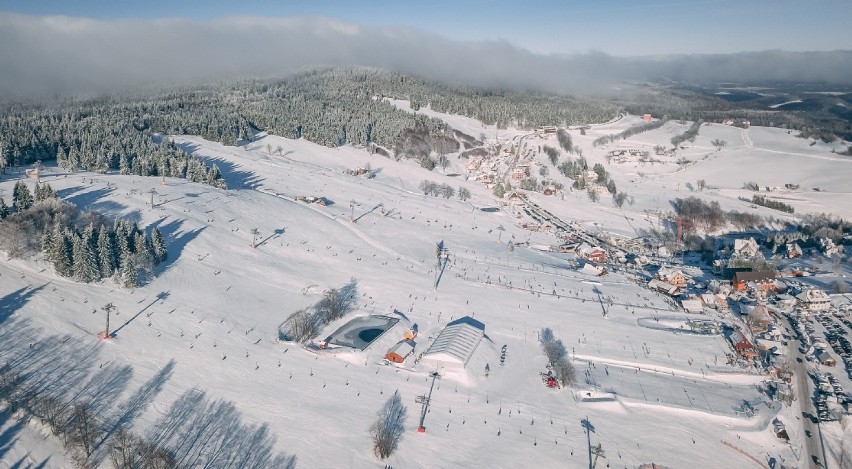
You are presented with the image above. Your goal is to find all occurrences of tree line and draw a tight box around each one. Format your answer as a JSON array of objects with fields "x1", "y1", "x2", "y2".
[
  {"x1": 0, "y1": 182, "x2": 166, "y2": 287},
  {"x1": 593, "y1": 116, "x2": 671, "y2": 147},
  {"x1": 670, "y1": 120, "x2": 703, "y2": 147},
  {"x1": 0, "y1": 102, "x2": 227, "y2": 188},
  {"x1": 2, "y1": 67, "x2": 621, "y2": 180}
]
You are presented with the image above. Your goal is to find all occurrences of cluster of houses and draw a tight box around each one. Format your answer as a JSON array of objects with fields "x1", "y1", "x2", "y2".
[{"x1": 637, "y1": 233, "x2": 846, "y2": 376}]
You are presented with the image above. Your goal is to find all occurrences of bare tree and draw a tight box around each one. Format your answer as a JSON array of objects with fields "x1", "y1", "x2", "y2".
[
  {"x1": 109, "y1": 428, "x2": 142, "y2": 469},
  {"x1": 33, "y1": 394, "x2": 67, "y2": 436},
  {"x1": 315, "y1": 279, "x2": 358, "y2": 323},
  {"x1": 279, "y1": 307, "x2": 322, "y2": 344},
  {"x1": 539, "y1": 327, "x2": 555, "y2": 345},
  {"x1": 69, "y1": 402, "x2": 100, "y2": 459},
  {"x1": 542, "y1": 340, "x2": 566, "y2": 367},
  {"x1": 553, "y1": 358, "x2": 577, "y2": 387},
  {"x1": 370, "y1": 391, "x2": 407, "y2": 460}
]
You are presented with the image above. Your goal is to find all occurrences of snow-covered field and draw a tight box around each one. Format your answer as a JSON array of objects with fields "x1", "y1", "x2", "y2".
[{"x1": 1, "y1": 109, "x2": 850, "y2": 468}]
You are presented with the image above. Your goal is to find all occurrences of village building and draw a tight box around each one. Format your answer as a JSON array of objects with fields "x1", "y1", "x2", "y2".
[
  {"x1": 733, "y1": 237, "x2": 760, "y2": 258},
  {"x1": 576, "y1": 243, "x2": 607, "y2": 263},
  {"x1": 785, "y1": 243, "x2": 803, "y2": 259},
  {"x1": 730, "y1": 330, "x2": 758, "y2": 360},
  {"x1": 774, "y1": 293, "x2": 797, "y2": 309},
  {"x1": 732, "y1": 270, "x2": 777, "y2": 292},
  {"x1": 796, "y1": 289, "x2": 831, "y2": 312},
  {"x1": 818, "y1": 237, "x2": 842, "y2": 256},
  {"x1": 385, "y1": 340, "x2": 416, "y2": 363},
  {"x1": 656, "y1": 267, "x2": 688, "y2": 288},
  {"x1": 535, "y1": 126, "x2": 557, "y2": 136},
  {"x1": 745, "y1": 303, "x2": 773, "y2": 333},
  {"x1": 581, "y1": 169, "x2": 598, "y2": 182},
  {"x1": 504, "y1": 190, "x2": 526, "y2": 205},
  {"x1": 587, "y1": 184, "x2": 610, "y2": 195},
  {"x1": 714, "y1": 294, "x2": 731, "y2": 312},
  {"x1": 699, "y1": 293, "x2": 716, "y2": 308},
  {"x1": 477, "y1": 173, "x2": 494, "y2": 184},
  {"x1": 580, "y1": 263, "x2": 606, "y2": 276},
  {"x1": 648, "y1": 278, "x2": 681, "y2": 297}
]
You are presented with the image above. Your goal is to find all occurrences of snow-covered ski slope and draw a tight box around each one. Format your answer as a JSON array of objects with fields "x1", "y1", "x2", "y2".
[{"x1": 1, "y1": 108, "x2": 850, "y2": 468}]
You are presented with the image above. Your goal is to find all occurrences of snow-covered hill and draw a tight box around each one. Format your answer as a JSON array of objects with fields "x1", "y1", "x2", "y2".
[{"x1": 1, "y1": 109, "x2": 850, "y2": 468}]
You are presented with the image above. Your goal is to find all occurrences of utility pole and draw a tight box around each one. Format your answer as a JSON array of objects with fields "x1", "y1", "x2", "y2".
[
  {"x1": 149, "y1": 188, "x2": 157, "y2": 208},
  {"x1": 416, "y1": 371, "x2": 440, "y2": 432},
  {"x1": 100, "y1": 302, "x2": 115, "y2": 340},
  {"x1": 349, "y1": 200, "x2": 356, "y2": 223}
]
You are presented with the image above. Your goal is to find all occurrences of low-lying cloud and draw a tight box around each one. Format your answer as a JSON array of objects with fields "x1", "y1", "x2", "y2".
[{"x1": 1, "y1": 12, "x2": 850, "y2": 98}]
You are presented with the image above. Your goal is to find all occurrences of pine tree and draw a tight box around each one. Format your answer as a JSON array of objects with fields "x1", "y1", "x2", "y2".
[
  {"x1": 34, "y1": 183, "x2": 43, "y2": 202},
  {"x1": 97, "y1": 227, "x2": 117, "y2": 277},
  {"x1": 151, "y1": 228, "x2": 167, "y2": 263},
  {"x1": 115, "y1": 221, "x2": 131, "y2": 260},
  {"x1": 12, "y1": 181, "x2": 33, "y2": 211},
  {"x1": 0, "y1": 197, "x2": 8, "y2": 219},
  {"x1": 79, "y1": 224, "x2": 101, "y2": 282},
  {"x1": 72, "y1": 234, "x2": 86, "y2": 282},
  {"x1": 52, "y1": 228, "x2": 72, "y2": 277},
  {"x1": 56, "y1": 146, "x2": 67, "y2": 169},
  {"x1": 42, "y1": 225, "x2": 56, "y2": 261},
  {"x1": 121, "y1": 253, "x2": 137, "y2": 288}
]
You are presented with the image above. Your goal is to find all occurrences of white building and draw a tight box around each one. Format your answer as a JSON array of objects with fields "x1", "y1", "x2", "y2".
[
  {"x1": 733, "y1": 238, "x2": 760, "y2": 258},
  {"x1": 420, "y1": 317, "x2": 485, "y2": 370},
  {"x1": 796, "y1": 289, "x2": 831, "y2": 312}
]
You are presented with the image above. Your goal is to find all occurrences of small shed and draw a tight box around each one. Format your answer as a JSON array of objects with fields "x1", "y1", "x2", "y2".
[{"x1": 385, "y1": 340, "x2": 416, "y2": 363}]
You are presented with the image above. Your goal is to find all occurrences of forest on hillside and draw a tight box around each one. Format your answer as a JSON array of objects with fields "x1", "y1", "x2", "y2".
[{"x1": 0, "y1": 68, "x2": 621, "y2": 177}]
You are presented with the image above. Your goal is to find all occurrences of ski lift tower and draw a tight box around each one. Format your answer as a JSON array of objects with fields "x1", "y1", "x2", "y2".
[
  {"x1": 581, "y1": 417, "x2": 595, "y2": 469},
  {"x1": 98, "y1": 302, "x2": 116, "y2": 340},
  {"x1": 416, "y1": 371, "x2": 440, "y2": 433}
]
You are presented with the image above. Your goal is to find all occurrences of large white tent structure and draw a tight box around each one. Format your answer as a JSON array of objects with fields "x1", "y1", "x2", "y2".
[{"x1": 420, "y1": 317, "x2": 485, "y2": 370}]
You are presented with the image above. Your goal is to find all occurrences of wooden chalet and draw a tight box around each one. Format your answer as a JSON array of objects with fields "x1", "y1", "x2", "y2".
[{"x1": 732, "y1": 270, "x2": 776, "y2": 292}]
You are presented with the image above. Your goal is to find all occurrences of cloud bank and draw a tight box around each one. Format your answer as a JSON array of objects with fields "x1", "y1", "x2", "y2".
[{"x1": 1, "y1": 12, "x2": 851, "y2": 98}]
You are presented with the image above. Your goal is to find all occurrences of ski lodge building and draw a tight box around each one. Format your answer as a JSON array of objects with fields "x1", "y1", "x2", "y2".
[{"x1": 420, "y1": 317, "x2": 485, "y2": 371}]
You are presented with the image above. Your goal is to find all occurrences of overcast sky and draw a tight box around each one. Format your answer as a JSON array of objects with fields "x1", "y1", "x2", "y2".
[
  {"x1": 2, "y1": 0, "x2": 850, "y2": 56},
  {"x1": 1, "y1": 2, "x2": 850, "y2": 97}
]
